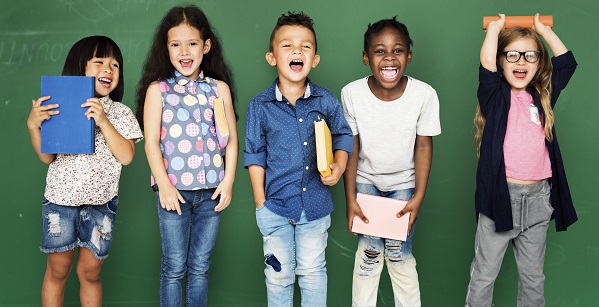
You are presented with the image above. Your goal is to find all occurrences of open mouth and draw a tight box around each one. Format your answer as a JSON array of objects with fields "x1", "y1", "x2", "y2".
[
  {"x1": 290, "y1": 59, "x2": 304, "y2": 72},
  {"x1": 513, "y1": 69, "x2": 527, "y2": 79},
  {"x1": 98, "y1": 77, "x2": 112, "y2": 88},
  {"x1": 180, "y1": 59, "x2": 193, "y2": 69},
  {"x1": 381, "y1": 67, "x2": 398, "y2": 80}
]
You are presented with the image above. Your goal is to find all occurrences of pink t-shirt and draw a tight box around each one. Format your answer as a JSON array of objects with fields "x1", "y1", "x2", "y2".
[{"x1": 503, "y1": 90, "x2": 552, "y2": 180}]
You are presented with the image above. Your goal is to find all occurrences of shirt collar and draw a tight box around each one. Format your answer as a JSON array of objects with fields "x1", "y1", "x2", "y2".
[
  {"x1": 170, "y1": 69, "x2": 208, "y2": 85},
  {"x1": 269, "y1": 78, "x2": 317, "y2": 102}
]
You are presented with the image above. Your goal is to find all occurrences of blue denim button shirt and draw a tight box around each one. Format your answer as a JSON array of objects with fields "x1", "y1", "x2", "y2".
[
  {"x1": 244, "y1": 79, "x2": 354, "y2": 221},
  {"x1": 476, "y1": 51, "x2": 578, "y2": 232}
]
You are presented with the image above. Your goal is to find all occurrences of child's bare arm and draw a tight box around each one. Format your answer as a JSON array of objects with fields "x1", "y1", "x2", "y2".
[
  {"x1": 343, "y1": 135, "x2": 367, "y2": 233},
  {"x1": 399, "y1": 135, "x2": 433, "y2": 234},
  {"x1": 144, "y1": 82, "x2": 185, "y2": 215},
  {"x1": 213, "y1": 82, "x2": 238, "y2": 212},
  {"x1": 248, "y1": 165, "x2": 267, "y2": 208},
  {"x1": 82, "y1": 98, "x2": 136, "y2": 165},
  {"x1": 27, "y1": 96, "x2": 57, "y2": 164},
  {"x1": 532, "y1": 13, "x2": 568, "y2": 57},
  {"x1": 481, "y1": 14, "x2": 505, "y2": 72}
]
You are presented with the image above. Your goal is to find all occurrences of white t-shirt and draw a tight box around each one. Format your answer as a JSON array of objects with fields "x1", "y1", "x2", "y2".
[{"x1": 341, "y1": 76, "x2": 441, "y2": 191}]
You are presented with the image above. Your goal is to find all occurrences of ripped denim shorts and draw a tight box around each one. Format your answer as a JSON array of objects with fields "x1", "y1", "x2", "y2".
[{"x1": 40, "y1": 196, "x2": 118, "y2": 260}]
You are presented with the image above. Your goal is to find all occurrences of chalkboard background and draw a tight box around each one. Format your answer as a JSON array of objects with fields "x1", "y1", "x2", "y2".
[{"x1": 1, "y1": 0, "x2": 597, "y2": 306}]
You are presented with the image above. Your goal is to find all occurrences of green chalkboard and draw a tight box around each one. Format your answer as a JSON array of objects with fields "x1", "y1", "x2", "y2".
[{"x1": 1, "y1": 0, "x2": 597, "y2": 306}]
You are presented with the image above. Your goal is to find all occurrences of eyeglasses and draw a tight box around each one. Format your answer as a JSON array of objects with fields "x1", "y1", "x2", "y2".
[{"x1": 501, "y1": 50, "x2": 541, "y2": 63}]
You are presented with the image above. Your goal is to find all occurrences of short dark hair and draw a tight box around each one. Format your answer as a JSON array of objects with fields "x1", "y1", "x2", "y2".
[
  {"x1": 62, "y1": 36, "x2": 124, "y2": 101},
  {"x1": 269, "y1": 11, "x2": 317, "y2": 52},
  {"x1": 363, "y1": 16, "x2": 413, "y2": 53}
]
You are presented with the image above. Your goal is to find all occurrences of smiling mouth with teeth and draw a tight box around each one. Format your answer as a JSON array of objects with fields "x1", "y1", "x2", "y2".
[
  {"x1": 290, "y1": 59, "x2": 304, "y2": 72},
  {"x1": 381, "y1": 67, "x2": 398, "y2": 79},
  {"x1": 98, "y1": 77, "x2": 112, "y2": 87}
]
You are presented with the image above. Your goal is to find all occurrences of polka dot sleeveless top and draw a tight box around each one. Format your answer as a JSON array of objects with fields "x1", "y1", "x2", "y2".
[{"x1": 151, "y1": 70, "x2": 225, "y2": 190}]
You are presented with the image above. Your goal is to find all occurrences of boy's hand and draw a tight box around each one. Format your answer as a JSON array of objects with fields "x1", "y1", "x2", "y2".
[
  {"x1": 397, "y1": 196, "x2": 423, "y2": 235},
  {"x1": 212, "y1": 177, "x2": 233, "y2": 212},
  {"x1": 27, "y1": 96, "x2": 57, "y2": 130},
  {"x1": 321, "y1": 162, "x2": 343, "y2": 186},
  {"x1": 346, "y1": 199, "x2": 368, "y2": 233},
  {"x1": 158, "y1": 184, "x2": 186, "y2": 215},
  {"x1": 82, "y1": 98, "x2": 109, "y2": 127}
]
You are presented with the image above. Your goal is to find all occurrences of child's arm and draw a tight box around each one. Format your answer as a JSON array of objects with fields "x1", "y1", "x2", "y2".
[
  {"x1": 398, "y1": 135, "x2": 433, "y2": 234},
  {"x1": 532, "y1": 13, "x2": 568, "y2": 57},
  {"x1": 480, "y1": 14, "x2": 505, "y2": 72},
  {"x1": 144, "y1": 82, "x2": 185, "y2": 215},
  {"x1": 26, "y1": 96, "x2": 57, "y2": 164},
  {"x1": 82, "y1": 98, "x2": 136, "y2": 165},
  {"x1": 321, "y1": 150, "x2": 348, "y2": 186},
  {"x1": 212, "y1": 82, "x2": 238, "y2": 212},
  {"x1": 343, "y1": 135, "x2": 367, "y2": 233},
  {"x1": 248, "y1": 165, "x2": 266, "y2": 208}
]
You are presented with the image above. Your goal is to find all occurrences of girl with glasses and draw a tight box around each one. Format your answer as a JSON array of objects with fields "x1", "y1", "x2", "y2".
[{"x1": 466, "y1": 13, "x2": 578, "y2": 306}]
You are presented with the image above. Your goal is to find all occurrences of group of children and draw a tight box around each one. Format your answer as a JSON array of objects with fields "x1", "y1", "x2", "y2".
[{"x1": 26, "y1": 4, "x2": 577, "y2": 307}]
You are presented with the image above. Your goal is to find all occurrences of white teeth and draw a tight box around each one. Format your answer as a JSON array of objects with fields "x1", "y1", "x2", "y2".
[
  {"x1": 98, "y1": 77, "x2": 111, "y2": 83},
  {"x1": 382, "y1": 67, "x2": 397, "y2": 70},
  {"x1": 515, "y1": 70, "x2": 526, "y2": 73},
  {"x1": 291, "y1": 59, "x2": 303, "y2": 63}
]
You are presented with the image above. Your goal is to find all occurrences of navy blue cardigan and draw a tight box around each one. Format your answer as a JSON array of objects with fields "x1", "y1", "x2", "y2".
[{"x1": 475, "y1": 51, "x2": 578, "y2": 232}]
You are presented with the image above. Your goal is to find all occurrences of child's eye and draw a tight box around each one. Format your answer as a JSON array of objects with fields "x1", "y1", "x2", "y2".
[
  {"x1": 375, "y1": 49, "x2": 385, "y2": 54},
  {"x1": 393, "y1": 49, "x2": 403, "y2": 54},
  {"x1": 112, "y1": 63, "x2": 120, "y2": 68},
  {"x1": 170, "y1": 43, "x2": 179, "y2": 47},
  {"x1": 303, "y1": 45, "x2": 311, "y2": 49},
  {"x1": 190, "y1": 42, "x2": 198, "y2": 46},
  {"x1": 283, "y1": 44, "x2": 291, "y2": 48}
]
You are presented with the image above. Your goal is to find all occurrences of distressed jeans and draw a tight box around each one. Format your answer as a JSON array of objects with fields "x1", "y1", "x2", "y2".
[
  {"x1": 156, "y1": 189, "x2": 220, "y2": 307},
  {"x1": 352, "y1": 183, "x2": 420, "y2": 307},
  {"x1": 256, "y1": 205, "x2": 330, "y2": 307}
]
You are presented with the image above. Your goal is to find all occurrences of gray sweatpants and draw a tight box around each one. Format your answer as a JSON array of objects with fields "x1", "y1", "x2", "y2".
[{"x1": 466, "y1": 180, "x2": 553, "y2": 307}]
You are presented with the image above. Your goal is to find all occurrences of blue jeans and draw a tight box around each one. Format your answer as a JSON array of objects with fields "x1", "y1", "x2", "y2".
[
  {"x1": 352, "y1": 183, "x2": 420, "y2": 307},
  {"x1": 40, "y1": 197, "x2": 118, "y2": 260},
  {"x1": 156, "y1": 189, "x2": 220, "y2": 307},
  {"x1": 256, "y1": 205, "x2": 330, "y2": 307}
]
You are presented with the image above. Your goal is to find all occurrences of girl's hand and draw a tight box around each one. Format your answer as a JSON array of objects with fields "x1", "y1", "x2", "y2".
[
  {"x1": 82, "y1": 98, "x2": 108, "y2": 127},
  {"x1": 158, "y1": 184, "x2": 186, "y2": 215},
  {"x1": 532, "y1": 13, "x2": 552, "y2": 36},
  {"x1": 212, "y1": 177, "x2": 233, "y2": 212},
  {"x1": 346, "y1": 199, "x2": 367, "y2": 234},
  {"x1": 27, "y1": 96, "x2": 57, "y2": 130},
  {"x1": 487, "y1": 13, "x2": 506, "y2": 33}
]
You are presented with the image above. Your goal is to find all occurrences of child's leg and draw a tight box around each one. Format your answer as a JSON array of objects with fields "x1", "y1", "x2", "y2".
[
  {"x1": 156, "y1": 190, "x2": 194, "y2": 307},
  {"x1": 352, "y1": 234, "x2": 386, "y2": 307},
  {"x1": 383, "y1": 188, "x2": 420, "y2": 307},
  {"x1": 186, "y1": 189, "x2": 221, "y2": 307},
  {"x1": 465, "y1": 213, "x2": 515, "y2": 306},
  {"x1": 40, "y1": 198, "x2": 79, "y2": 305},
  {"x1": 255, "y1": 204, "x2": 296, "y2": 307},
  {"x1": 295, "y1": 211, "x2": 330, "y2": 306},
  {"x1": 351, "y1": 183, "x2": 387, "y2": 307},
  {"x1": 76, "y1": 248, "x2": 104, "y2": 307},
  {"x1": 42, "y1": 250, "x2": 75, "y2": 306},
  {"x1": 76, "y1": 198, "x2": 118, "y2": 307},
  {"x1": 511, "y1": 180, "x2": 552, "y2": 307}
]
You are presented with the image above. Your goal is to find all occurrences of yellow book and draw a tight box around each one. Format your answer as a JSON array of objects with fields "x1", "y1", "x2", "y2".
[
  {"x1": 315, "y1": 119, "x2": 333, "y2": 177},
  {"x1": 213, "y1": 98, "x2": 229, "y2": 148}
]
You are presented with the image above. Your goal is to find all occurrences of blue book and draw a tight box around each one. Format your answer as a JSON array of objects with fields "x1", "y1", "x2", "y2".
[{"x1": 40, "y1": 76, "x2": 96, "y2": 154}]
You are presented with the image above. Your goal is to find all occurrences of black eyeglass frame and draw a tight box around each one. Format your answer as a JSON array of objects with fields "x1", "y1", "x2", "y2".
[{"x1": 500, "y1": 50, "x2": 541, "y2": 63}]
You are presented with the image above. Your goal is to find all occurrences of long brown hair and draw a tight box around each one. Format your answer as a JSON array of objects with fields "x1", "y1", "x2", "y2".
[{"x1": 474, "y1": 27, "x2": 553, "y2": 157}]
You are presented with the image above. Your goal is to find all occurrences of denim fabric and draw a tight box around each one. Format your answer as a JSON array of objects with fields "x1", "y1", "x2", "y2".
[
  {"x1": 244, "y1": 78, "x2": 354, "y2": 222},
  {"x1": 40, "y1": 196, "x2": 119, "y2": 260},
  {"x1": 352, "y1": 183, "x2": 420, "y2": 307},
  {"x1": 156, "y1": 189, "x2": 220, "y2": 307},
  {"x1": 256, "y1": 205, "x2": 330, "y2": 307},
  {"x1": 466, "y1": 180, "x2": 552, "y2": 307}
]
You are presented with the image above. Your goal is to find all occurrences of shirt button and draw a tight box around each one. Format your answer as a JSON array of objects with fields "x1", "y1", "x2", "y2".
[
  {"x1": 305, "y1": 166, "x2": 309, "y2": 170},
  {"x1": 302, "y1": 188, "x2": 306, "y2": 192},
  {"x1": 303, "y1": 142, "x2": 307, "y2": 146},
  {"x1": 299, "y1": 118, "x2": 303, "y2": 122}
]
